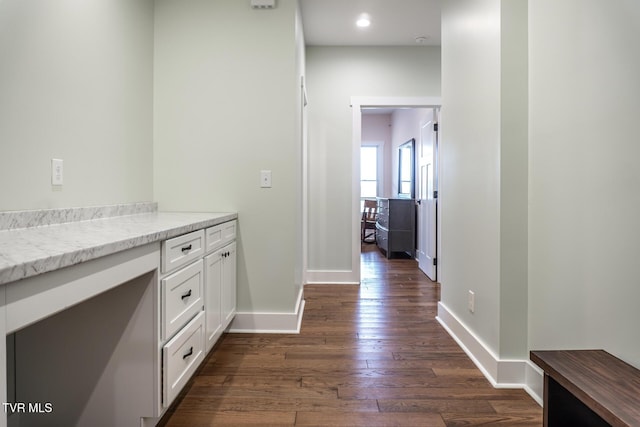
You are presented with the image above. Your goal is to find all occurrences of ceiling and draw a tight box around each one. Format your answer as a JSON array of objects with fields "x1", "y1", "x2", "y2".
[{"x1": 299, "y1": 0, "x2": 442, "y2": 47}]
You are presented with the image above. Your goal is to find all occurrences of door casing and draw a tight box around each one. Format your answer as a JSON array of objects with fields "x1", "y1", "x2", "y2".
[{"x1": 351, "y1": 96, "x2": 442, "y2": 283}]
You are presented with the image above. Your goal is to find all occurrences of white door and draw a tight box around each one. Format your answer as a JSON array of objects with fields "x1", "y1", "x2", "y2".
[{"x1": 417, "y1": 109, "x2": 438, "y2": 280}]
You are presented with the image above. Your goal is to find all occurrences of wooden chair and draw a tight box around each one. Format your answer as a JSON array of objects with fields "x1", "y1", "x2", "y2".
[{"x1": 361, "y1": 199, "x2": 378, "y2": 243}]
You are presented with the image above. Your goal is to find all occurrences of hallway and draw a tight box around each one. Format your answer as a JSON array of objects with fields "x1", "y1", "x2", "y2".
[{"x1": 160, "y1": 245, "x2": 542, "y2": 426}]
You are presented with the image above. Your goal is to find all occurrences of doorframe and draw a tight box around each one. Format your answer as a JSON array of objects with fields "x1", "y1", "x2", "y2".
[{"x1": 351, "y1": 96, "x2": 442, "y2": 282}]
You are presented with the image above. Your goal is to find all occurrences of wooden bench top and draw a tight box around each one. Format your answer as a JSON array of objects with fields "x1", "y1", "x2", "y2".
[{"x1": 530, "y1": 350, "x2": 640, "y2": 427}]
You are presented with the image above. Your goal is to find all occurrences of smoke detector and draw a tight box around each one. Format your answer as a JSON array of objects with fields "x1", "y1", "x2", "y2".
[
  {"x1": 251, "y1": 0, "x2": 276, "y2": 9},
  {"x1": 415, "y1": 36, "x2": 429, "y2": 44}
]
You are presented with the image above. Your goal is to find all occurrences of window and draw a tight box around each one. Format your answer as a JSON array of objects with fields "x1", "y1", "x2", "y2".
[{"x1": 361, "y1": 146, "x2": 378, "y2": 198}]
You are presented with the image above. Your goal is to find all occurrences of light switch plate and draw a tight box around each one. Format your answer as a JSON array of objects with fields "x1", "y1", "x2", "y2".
[
  {"x1": 51, "y1": 159, "x2": 63, "y2": 186},
  {"x1": 251, "y1": 0, "x2": 276, "y2": 9}
]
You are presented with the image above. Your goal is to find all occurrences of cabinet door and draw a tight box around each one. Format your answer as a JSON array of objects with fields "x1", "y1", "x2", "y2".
[
  {"x1": 221, "y1": 241, "x2": 237, "y2": 330},
  {"x1": 204, "y1": 249, "x2": 223, "y2": 353}
]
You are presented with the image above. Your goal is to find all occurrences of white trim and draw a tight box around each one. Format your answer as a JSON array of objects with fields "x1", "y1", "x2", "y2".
[
  {"x1": 351, "y1": 96, "x2": 442, "y2": 281},
  {"x1": 227, "y1": 287, "x2": 306, "y2": 334},
  {"x1": 301, "y1": 75, "x2": 309, "y2": 286},
  {"x1": 351, "y1": 105, "x2": 363, "y2": 281},
  {"x1": 305, "y1": 270, "x2": 359, "y2": 285},
  {"x1": 436, "y1": 302, "x2": 543, "y2": 406},
  {"x1": 351, "y1": 96, "x2": 443, "y2": 109}
]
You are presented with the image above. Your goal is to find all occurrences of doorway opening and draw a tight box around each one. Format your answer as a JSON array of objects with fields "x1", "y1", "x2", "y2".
[{"x1": 352, "y1": 97, "x2": 441, "y2": 283}]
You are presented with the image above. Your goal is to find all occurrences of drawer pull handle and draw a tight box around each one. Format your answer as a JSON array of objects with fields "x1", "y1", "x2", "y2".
[
  {"x1": 183, "y1": 347, "x2": 193, "y2": 359},
  {"x1": 181, "y1": 244, "x2": 192, "y2": 253},
  {"x1": 181, "y1": 289, "x2": 192, "y2": 300}
]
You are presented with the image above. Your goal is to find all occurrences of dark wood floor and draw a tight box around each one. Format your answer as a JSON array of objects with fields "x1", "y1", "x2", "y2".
[{"x1": 160, "y1": 244, "x2": 542, "y2": 426}]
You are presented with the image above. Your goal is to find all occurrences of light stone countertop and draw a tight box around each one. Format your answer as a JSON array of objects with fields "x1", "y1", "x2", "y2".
[{"x1": 0, "y1": 211, "x2": 237, "y2": 286}]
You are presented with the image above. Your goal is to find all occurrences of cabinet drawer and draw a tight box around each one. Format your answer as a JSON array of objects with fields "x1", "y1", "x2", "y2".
[
  {"x1": 377, "y1": 213, "x2": 389, "y2": 229},
  {"x1": 162, "y1": 259, "x2": 203, "y2": 341},
  {"x1": 162, "y1": 311, "x2": 205, "y2": 407},
  {"x1": 376, "y1": 225, "x2": 389, "y2": 252},
  {"x1": 162, "y1": 230, "x2": 205, "y2": 273},
  {"x1": 205, "y1": 220, "x2": 237, "y2": 253}
]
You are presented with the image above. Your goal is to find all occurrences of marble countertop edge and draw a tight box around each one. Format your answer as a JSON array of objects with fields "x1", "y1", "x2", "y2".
[{"x1": 0, "y1": 211, "x2": 238, "y2": 286}]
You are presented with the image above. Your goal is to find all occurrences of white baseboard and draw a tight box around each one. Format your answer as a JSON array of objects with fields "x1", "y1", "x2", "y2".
[
  {"x1": 227, "y1": 288, "x2": 306, "y2": 334},
  {"x1": 305, "y1": 269, "x2": 359, "y2": 284},
  {"x1": 436, "y1": 302, "x2": 543, "y2": 405}
]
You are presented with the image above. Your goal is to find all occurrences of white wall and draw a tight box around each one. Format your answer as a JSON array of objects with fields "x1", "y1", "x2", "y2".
[
  {"x1": 154, "y1": 0, "x2": 303, "y2": 315},
  {"x1": 440, "y1": 0, "x2": 529, "y2": 365},
  {"x1": 391, "y1": 108, "x2": 431, "y2": 199},
  {"x1": 306, "y1": 46, "x2": 441, "y2": 274},
  {"x1": 499, "y1": 0, "x2": 529, "y2": 360},
  {"x1": 0, "y1": 0, "x2": 154, "y2": 211},
  {"x1": 441, "y1": 0, "x2": 640, "y2": 385},
  {"x1": 528, "y1": 0, "x2": 640, "y2": 367},
  {"x1": 440, "y1": 0, "x2": 503, "y2": 355}
]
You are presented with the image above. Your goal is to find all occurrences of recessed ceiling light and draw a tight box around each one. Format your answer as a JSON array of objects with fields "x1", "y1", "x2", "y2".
[{"x1": 356, "y1": 14, "x2": 371, "y2": 28}]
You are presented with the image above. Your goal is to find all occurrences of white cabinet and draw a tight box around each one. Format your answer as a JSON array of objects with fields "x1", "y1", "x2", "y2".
[
  {"x1": 0, "y1": 209, "x2": 238, "y2": 427},
  {"x1": 159, "y1": 230, "x2": 206, "y2": 409},
  {"x1": 204, "y1": 221, "x2": 237, "y2": 353},
  {"x1": 158, "y1": 220, "x2": 236, "y2": 408}
]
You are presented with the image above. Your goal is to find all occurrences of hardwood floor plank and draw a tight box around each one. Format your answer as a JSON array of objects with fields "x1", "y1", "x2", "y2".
[
  {"x1": 220, "y1": 335, "x2": 327, "y2": 346},
  {"x1": 431, "y1": 368, "x2": 487, "y2": 378},
  {"x1": 163, "y1": 411, "x2": 296, "y2": 426},
  {"x1": 324, "y1": 336, "x2": 459, "y2": 348},
  {"x1": 185, "y1": 384, "x2": 338, "y2": 400},
  {"x1": 339, "y1": 386, "x2": 530, "y2": 400},
  {"x1": 198, "y1": 364, "x2": 369, "y2": 377},
  {"x1": 216, "y1": 375, "x2": 303, "y2": 388},
  {"x1": 489, "y1": 399, "x2": 546, "y2": 415},
  {"x1": 303, "y1": 374, "x2": 483, "y2": 390},
  {"x1": 159, "y1": 245, "x2": 542, "y2": 426},
  {"x1": 174, "y1": 395, "x2": 380, "y2": 413},
  {"x1": 295, "y1": 411, "x2": 447, "y2": 427},
  {"x1": 441, "y1": 413, "x2": 543, "y2": 426},
  {"x1": 366, "y1": 359, "x2": 477, "y2": 370},
  {"x1": 377, "y1": 398, "x2": 497, "y2": 414},
  {"x1": 284, "y1": 350, "x2": 396, "y2": 361}
]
